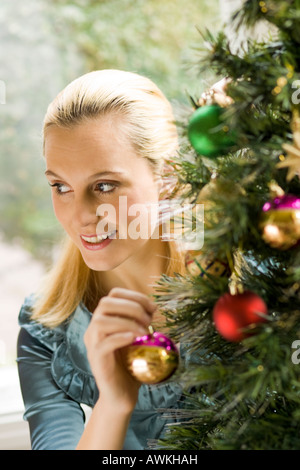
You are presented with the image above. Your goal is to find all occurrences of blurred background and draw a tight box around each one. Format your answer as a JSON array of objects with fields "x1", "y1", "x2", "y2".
[{"x1": 0, "y1": 0, "x2": 226, "y2": 449}]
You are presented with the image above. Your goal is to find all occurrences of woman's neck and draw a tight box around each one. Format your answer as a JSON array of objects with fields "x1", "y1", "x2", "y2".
[
  {"x1": 96, "y1": 238, "x2": 169, "y2": 298},
  {"x1": 88, "y1": 239, "x2": 170, "y2": 330}
]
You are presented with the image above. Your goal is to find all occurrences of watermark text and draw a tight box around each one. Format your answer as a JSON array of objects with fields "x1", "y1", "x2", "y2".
[{"x1": 95, "y1": 197, "x2": 204, "y2": 250}]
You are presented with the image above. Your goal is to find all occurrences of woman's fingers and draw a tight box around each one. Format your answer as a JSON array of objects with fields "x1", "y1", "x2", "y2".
[
  {"x1": 89, "y1": 313, "x2": 148, "y2": 339},
  {"x1": 86, "y1": 287, "x2": 157, "y2": 362},
  {"x1": 93, "y1": 287, "x2": 157, "y2": 330},
  {"x1": 84, "y1": 288, "x2": 153, "y2": 404},
  {"x1": 94, "y1": 331, "x2": 136, "y2": 357},
  {"x1": 108, "y1": 287, "x2": 157, "y2": 315},
  {"x1": 96, "y1": 296, "x2": 152, "y2": 328}
]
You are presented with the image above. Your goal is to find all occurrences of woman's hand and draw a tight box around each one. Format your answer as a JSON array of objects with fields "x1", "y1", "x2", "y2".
[{"x1": 84, "y1": 287, "x2": 156, "y2": 413}]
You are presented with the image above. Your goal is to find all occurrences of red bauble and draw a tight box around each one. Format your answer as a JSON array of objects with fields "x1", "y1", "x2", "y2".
[{"x1": 213, "y1": 291, "x2": 268, "y2": 342}]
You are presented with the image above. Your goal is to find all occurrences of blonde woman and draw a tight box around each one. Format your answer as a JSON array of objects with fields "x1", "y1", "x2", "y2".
[{"x1": 17, "y1": 69, "x2": 187, "y2": 450}]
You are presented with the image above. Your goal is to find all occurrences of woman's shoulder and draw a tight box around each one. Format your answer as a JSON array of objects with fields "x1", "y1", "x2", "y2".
[
  {"x1": 18, "y1": 293, "x2": 99, "y2": 406},
  {"x1": 18, "y1": 293, "x2": 67, "y2": 350},
  {"x1": 18, "y1": 293, "x2": 93, "y2": 351}
]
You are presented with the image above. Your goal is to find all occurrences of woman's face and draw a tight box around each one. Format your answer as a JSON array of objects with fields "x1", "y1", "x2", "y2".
[{"x1": 44, "y1": 116, "x2": 162, "y2": 271}]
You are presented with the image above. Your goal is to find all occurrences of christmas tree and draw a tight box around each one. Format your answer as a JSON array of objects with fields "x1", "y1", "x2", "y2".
[{"x1": 154, "y1": 0, "x2": 300, "y2": 450}]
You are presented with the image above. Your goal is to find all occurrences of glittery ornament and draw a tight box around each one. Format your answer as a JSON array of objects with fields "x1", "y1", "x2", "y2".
[
  {"x1": 124, "y1": 331, "x2": 179, "y2": 384},
  {"x1": 259, "y1": 194, "x2": 300, "y2": 250}
]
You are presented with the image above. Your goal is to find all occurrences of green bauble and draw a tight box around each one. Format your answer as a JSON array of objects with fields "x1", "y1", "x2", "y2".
[{"x1": 188, "y1": 104, "x2": 236, "y2": 158}]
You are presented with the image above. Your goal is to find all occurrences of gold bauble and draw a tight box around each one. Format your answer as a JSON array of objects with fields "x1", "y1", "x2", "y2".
[
  {"x1": 259, "y1": 208, "x2": 300, "y2": 250},
  {"x1": 259, "y1": 195, "x2": 300, "y2": 250},
  {"x1": 124, "y1": 332, "x2": 179, "y2": 385}
]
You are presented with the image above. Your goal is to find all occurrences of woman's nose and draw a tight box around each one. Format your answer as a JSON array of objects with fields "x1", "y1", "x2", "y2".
[{"x1": 72, "y1": 194, "x2": 99, "y2": 229}]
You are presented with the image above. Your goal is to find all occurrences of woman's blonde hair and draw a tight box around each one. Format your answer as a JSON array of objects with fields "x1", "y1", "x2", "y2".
[{"x1": 32, "y1": 69, "x2": 186, "y2": 328}]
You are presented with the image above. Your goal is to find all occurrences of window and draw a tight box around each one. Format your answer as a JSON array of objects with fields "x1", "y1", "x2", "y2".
[{"x1": 0, "y1": 237, "x2": 45, "y2": 449}]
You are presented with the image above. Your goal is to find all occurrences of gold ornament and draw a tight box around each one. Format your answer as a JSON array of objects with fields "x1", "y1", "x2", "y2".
[
  {"x1": 260, "y1": 209, "x2": 300, "y2": 250},
  {"x1": 124, "y1": 330, "x2": 179, "y2": 385},
  {"x1": 259, "y1": 193, "x2": 300, "y2": 250}
]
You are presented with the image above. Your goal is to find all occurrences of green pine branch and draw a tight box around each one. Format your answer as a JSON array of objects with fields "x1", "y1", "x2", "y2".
[{"x1": 153, "y1": 0, "x2": 300, "y2": 450}]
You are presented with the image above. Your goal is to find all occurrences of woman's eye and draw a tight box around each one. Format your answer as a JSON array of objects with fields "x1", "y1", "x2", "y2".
[
  {"x1": 96, "y1": 182, "x2": 116, "y2": 193},
  {"x1": 48, "y1": 182, "x2": 70, "y2": 195},
  {"x1": 48, "y1": 181, "x2": 116, "y2": 196}
]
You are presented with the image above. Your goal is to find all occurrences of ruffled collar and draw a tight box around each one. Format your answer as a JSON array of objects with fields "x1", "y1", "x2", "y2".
[
  {"x1": 18, "y1": 295, "x2": 98, "y2": 406},
  {"x1": 18, "y1": 294, "x2": 66, "y2": 348}
]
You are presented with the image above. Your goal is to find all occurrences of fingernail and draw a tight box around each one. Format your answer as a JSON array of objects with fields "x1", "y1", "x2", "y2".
[
  {"x1": 123, "y1": 331, "x2": 134, "y2": 339},
  {"x1": 138, "y1": 327, "x2": 148, "y2": 336}
]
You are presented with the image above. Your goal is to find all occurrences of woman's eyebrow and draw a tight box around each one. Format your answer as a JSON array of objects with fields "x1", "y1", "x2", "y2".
[{"x1": 45, "y1": 170, "x2": 126, "y2": 179}]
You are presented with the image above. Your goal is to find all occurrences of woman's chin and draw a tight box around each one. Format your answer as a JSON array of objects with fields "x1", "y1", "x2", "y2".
[
  {"x1": 82, "y1": 257, "x2": 115, "y2": 272},
  {"x1": 80, "y1": 250, "x2": 124, "y2": 272}
]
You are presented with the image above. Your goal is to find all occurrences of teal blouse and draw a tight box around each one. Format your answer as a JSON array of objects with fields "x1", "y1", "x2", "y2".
[{"x1": 17, "y1": 294, "x2": 184, "y2": 450}]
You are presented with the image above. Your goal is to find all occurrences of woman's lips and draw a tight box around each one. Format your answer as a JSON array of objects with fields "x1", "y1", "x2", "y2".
[{"x1": 80, "y1": 230, "x2": 117, "y2": 251}]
